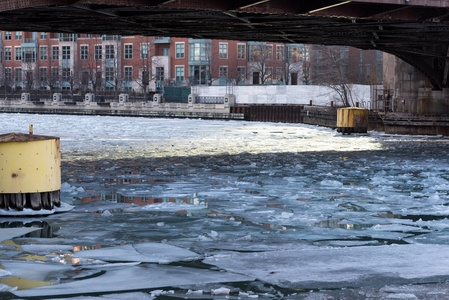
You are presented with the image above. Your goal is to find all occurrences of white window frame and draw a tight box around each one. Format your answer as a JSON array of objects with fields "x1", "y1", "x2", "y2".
[
  {"x1": 80, "y1": 45, "x2": 88, "y2": 60},
  {"x1": 14, "y1": 47, "x2": 22, "y2": 61},
  {"x1": 175, "y1": 65, "x2": 184, "y2": 83},
  {"x1": 175, "y1": 42, "x2": 185, "y2": 59},
  {"x1": 39, "y1": 46, "x2": 48, "y2": 61},
  {"x1": 124, "y1": 43, "x2": 133, "y2": 60},
  {"x1": 219, "y1": 42, "x2": 228, "y2": 59},
  {"x1": 4, "y1": 47, "x2": 11, "y2": 61}
]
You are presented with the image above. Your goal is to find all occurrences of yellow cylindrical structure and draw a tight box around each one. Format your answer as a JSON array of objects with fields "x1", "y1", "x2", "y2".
[
  {"x1": 337, "y1": 107, "x2": 369, "y2": 134},
  {"x1": 0, "y1": 133, "x2": 61, "y2": 194}
]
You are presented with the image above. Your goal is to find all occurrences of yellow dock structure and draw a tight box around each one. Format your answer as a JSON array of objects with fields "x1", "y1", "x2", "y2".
[
  {"x1": 337, "y1": 107, "x2": 369, "y2": 134},
  {"x1": 0, "y1": 133, "x2": 61, "y2": 211}
]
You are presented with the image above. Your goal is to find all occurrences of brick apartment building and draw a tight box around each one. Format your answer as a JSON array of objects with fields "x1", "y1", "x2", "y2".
[
  {"x1": 0, "y1": 31, "x2": 311, "y2": 94},
  {"x1": 0, "y1": 31, "x2": 381, "y2": 96}
]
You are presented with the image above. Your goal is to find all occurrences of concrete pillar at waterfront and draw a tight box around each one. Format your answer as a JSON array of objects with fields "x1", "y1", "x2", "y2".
[{"x1": 383, "y1": 53, "x2": 449, "y2": 114}]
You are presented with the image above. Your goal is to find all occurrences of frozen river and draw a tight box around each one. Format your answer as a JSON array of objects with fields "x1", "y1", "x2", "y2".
[{"x1": 1, "y1": 113, "x2": 449, "y2": 299}]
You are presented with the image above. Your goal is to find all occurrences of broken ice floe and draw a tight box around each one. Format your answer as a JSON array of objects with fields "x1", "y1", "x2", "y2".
[
  {"x1": 203, "y1": 244, "x2": 449, "y2": 289},
  {"x1": 12, "y1": 263, "x2": 252, "y2": 297},
  {"x1": 20, "y1": 244, "x2": 74, "y2": 256},
  {"x1": 74, "y1": 242, "x2": 201, "y2": 264}
]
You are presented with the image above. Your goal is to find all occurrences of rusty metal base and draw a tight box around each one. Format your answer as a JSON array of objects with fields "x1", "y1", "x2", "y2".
[{"x1": 0, "y1": 190, "x2": 60, "y2": 211}]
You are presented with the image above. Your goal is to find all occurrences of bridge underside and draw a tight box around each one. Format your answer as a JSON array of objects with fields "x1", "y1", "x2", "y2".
[{"x1": 0, "y1": 1, "x2": 448, "y2": 89}]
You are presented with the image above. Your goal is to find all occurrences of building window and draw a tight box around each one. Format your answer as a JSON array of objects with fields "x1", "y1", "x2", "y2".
[
  {"x1": 124, "y1": 66, "x2": 133, "y2": 90},
  {"x1": 22, "y1": 47, "x2": 36, "y2": 63},
  {"x1": 303, "y1": 47, "x2": 310, "y2": 62},
  {"x1": 4, "y1": 32, "x2": 11, "y2": 41},
  {"x1": 189, "y1": 42, "x2": 210, "y2": 62},
  {"x1": 62, "y1": 46, "x2": 70, "y2": 60},
  {"x1": 4, "y1": 47, "x2": 11, "y2": 61},
  {"x1": 106, "y1": 45, "x2": 114, "y2": 59},
  {"x1": 237, "y1": 66, "x2": 246, "y2": 84},
  {"x1": 15, "y1": 32, "x2": 22, "y2": 40},
  {"x1": 58, "y1": 33, "x2": 77, "y2": 42},
  {"x1": 288, "y1": 46, "x2": 299, "y2": 62},
  {"x1": 163, "y1": 47, "x2": 170, "y2": 56},
  {"x1": 62, "y1": 68, "x2": 71, "y2": 82},
  {"x1": 40, "y1": 32, "x2": 47, "y2": 40},
  {"x1": 265, "y1": 67, "x2": 273, "y2": 84},
  {"x1": 219, "y1": 43, "x2": 228, "y2": 59},
  {"x1": 80, "y1": 45, "x2": 88, "y2": 60},
  {"x1": 4, "y1": 68, "x2": 11, "y2": 84},
  {"x1": 175, "y1": 66, "x2": 184, "y2": 84},
  {"x1": 267, "y1": 45, "x2": 273, "y2": 60},
  {"x1": 52, "y1": 46, "x2": 59, "y2": 60},
  {"x1": 175, "y1": 43, "x2": 184, "y2": 59},
  {"x1": 219, "y1": 66, "x2": 228, "y2": 78},
  {"x1": 140, "y1": 43, "x2": 149, "y2": 59},
  {"x1": 124, "y1": 44, "x2": 133, "y2": 59},
  {"x1": 51, "y1": 67, "x2": 59, "y2": 86},
  {"x1": 14, "y1": 47, "x2": 22, "y2": 61},
  {"x1": 276, "y1": 45, "x2": 284, "y2": 61},
  {"x1": 124, "y1": 66, "x2": 133, "y2": 82},
  {"x1": 105, "y1": 67, "x2": 114, "y2": 90},
  {"x1": 189, "y1": 65, "x2": 209, "y2": 85},
  {"x1": 237, "y1": 44, "x2": 246, "y2": 60},
  {"x1": 14, "y1": 68, "x2": 22, "y2": 85},
  {"x1": 39, "y1": 46, "x2": 47, "y2": 61},
  {"x1": 102, "y1": 35, "x2": 120, "y2": 41},
  {"x1": 95, "y1": 45, "x2": 102, "y2": 60},
  {"x1": 156, "y1": 67, "x2": 164, "y2": 81},
  {"x1": 249, "y1": 43, "x2": 266, "y2": 61},
  {"x1": 39, "y1": 67, "x2": 47, "y2": 89},
  {"x1": 276, "y1": 67, "x2": 284, "y2": 83}
]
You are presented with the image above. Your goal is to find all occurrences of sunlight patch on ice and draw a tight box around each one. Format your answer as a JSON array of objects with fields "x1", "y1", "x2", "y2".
[{"x1": 0, "y1": 114, "x2": 385, "y2": 160}]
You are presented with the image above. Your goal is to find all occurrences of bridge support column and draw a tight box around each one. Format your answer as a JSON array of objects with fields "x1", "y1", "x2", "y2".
[{"x1": 383, "y1": 53, "x2": 449, "y2": 114}]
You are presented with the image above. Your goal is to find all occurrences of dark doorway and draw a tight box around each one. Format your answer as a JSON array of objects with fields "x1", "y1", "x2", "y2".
[{"x1": 253, "y1": 72, "x2": 260, "y2": 85}]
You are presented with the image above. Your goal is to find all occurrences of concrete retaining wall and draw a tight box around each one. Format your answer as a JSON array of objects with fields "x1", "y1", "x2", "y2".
[{"x1": 194, "y1": 84, "x2": 372, "y2": 107}]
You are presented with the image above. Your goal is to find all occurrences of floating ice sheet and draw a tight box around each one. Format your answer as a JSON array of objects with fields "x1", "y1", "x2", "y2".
[
  {"x1": 140, "y1": 202, "x2": 208, "y2": 212},
  {"x1": 74, "y1": 242, "x2": 201, "y2": 263},
  {"x1": 20, "y1": 244, "x2": 74, "y2": 255},
  {"x1": 204, "y1": 244, "x2": 449, "y2": 289},
  {"x1": 1, "y1": 260, "x2": 73, "y2": 282},
  {"x1": 13, "y1": 263, "x2": 253, "y2": 297}
]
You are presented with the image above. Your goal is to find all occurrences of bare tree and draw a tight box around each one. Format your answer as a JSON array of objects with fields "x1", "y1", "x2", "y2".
[
  {"x1": 312, "y1": 45, "x2": 354, "y2": 107},
  {"x1": 283, "y1": 45, "x2": 303, "y2": 85},
  {"x1": 248, "y1": 42, "x2": 273, "y2": 84},
  {"x1": 0, "y1": 48, "x2": 12, "y2": 99},
  {"x1": 134, "y1": 36, "x2": 152, "y2": 99},
  {"x1": 82, "y1": 35, "x2": 103, "y2": 94}
]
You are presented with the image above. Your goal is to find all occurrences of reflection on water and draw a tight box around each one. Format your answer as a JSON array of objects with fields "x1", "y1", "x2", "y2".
[
  {"x1": 0, "y1": 221, "x2": 54, "y2": 238},
  {"x1": 81, "y1": 193, "x2": 206, "y2": 208}
]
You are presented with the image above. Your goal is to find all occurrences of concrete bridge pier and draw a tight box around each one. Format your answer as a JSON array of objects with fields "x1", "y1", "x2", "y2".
[{"x1": 383, "y1": 53, "x2": 449, "y2": 115}]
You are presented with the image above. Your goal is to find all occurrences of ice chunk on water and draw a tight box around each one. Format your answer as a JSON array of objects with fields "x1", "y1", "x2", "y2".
[
  {"x1": 1, "y1": 260, "x2": 73, "y2": 282},
  {"x1": 203, "y1": 244, "x2": 449, "y2": 289},
  {"x1": 51, "y1": 292, "x2": 156, "y2": 299},
  {"x1": 320, "y1": 180, "x2": 343, "y2": 188},
  {"x1": 20, "y1": 244, "x2": 74, "y2": 255},
  {"x1": 140, "y1": 202, "x2": 208, "y2": 212},
  {"x1": 13, "y1": 263, "x2": 253, "y2": 297},
  {"x1": 74, "y1": 242, "x2": 201, "y2": 264},
  {"x1": 211, "y1": 287, "x2": 230, "y2": 295}
]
